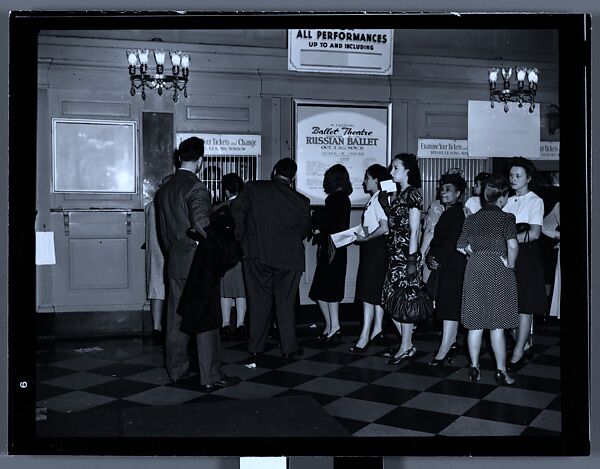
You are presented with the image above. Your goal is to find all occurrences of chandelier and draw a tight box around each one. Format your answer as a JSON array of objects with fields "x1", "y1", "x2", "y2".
[
  {"x1": 488, "y1": 67, "x2": 539, "y2": 113},
  {"x1": 126, "y1": 49, "x2": 190, "y2": 102}
]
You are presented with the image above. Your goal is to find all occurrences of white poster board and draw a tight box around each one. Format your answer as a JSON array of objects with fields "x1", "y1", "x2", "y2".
[
  {"x1": 468, "y1": 100, "x2": 540, "y2": 158},
  {"x1": 288, "y1": 29, "x2": 394, "y2": 75},
  {"x1": 294, "y1": 101, "x2": 391, "y2": 206},
  {"x1": 52, "y1": 119, "x2": 137, "y2": 193}
]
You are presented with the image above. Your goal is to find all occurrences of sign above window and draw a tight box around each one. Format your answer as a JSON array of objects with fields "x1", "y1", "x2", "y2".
[
  {"x1": 418, "y1": 138, "x2": 559, "y2": 160},
  {"x1": 288, "y1": 29, "x2": 394, "y2": 75}
]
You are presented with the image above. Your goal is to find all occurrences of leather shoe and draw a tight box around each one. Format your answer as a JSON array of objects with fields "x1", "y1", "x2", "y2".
[
  {"x1": 282, "y1": 347, "x2": 304, "y2": 360},
  {"x1": 213, "y1": 375, "x2": 241, "y2": 388},
  {"x1": 198, "y1": 375, "x2": 241, "y2": 392}
]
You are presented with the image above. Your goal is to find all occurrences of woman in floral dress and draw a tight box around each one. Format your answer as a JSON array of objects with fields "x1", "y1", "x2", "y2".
[{"x1": 381, "y1": 153, "x2": 424, "y2": 365}]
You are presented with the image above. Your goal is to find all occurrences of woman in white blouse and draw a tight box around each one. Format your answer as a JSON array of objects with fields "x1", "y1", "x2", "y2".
[
  {"x1": 502, "y1": 157, "x2": 547, "y2": 370},
  {"x1": 351, "y1": 164, "x2": 392, "y2": 352}
]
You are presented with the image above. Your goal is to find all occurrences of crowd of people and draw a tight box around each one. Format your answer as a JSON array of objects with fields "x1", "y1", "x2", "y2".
[{"x1": 144, "y1": 136, "x2": 560, "y2": 390}]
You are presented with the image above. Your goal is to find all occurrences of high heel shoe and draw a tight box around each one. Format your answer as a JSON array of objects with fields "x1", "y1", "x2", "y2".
[
  {"x1": 316, "y1": 330, "x2": 330, "y2": 341},
  {"x1": 370, "y1": 331, "x2": 385, "y2": 345},
  {"x1": 469, "y1": 365, "x2": 480, "y2": 382},
  {"x1": 349, "y1": 341, "x2": 369, "y2": 353},
  {"x1": 523, "y1": 347, "x2": 534, "y2": 360},
  {"x1": 325, "y1": 329, "x2": 342, "y2": 345},
  {"x1": 387, "y1": 346, "x2": 416, "y2": 365},
  {"x1": 428, "y1": 347, "x2": 456, "y2": 366},
  {"x1": 494, "y1": 369, "x2": 515, "y2": 386},
  {"x1": 507, "y1": 354, "x2": 527, "y2": 372}
]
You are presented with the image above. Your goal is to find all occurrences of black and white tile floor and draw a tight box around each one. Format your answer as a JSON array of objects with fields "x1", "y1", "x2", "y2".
[{"x1": 35, "y1": 320, "x2": 561, "y2": 437}]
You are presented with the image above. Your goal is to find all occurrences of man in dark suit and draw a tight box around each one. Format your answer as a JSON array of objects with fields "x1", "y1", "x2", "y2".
[
  {"x1": 232, "y1": 158, "x2": 311, "y2": 359},
  {"x1": 157, "y1": 137, "x2": 239, "y2": 390}
]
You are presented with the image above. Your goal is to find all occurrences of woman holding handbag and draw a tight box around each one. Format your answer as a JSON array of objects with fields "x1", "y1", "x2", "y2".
[
  {"x1": 309, "y1": 164, "x2": 352, "y2": 344},
  {"x1": 381, "y1": 153, "x2": 428, "y2": 365},
  {"x1": 502, "y1": 157, "x2": 547, "y2": 370}
]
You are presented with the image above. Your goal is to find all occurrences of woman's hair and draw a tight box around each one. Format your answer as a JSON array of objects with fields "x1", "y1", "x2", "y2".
[
  {"x1": 365, "y1": 164, "x2": 392, "y2": 190},
  {"x1": 222, "y1": 173, "x2": 244, "y2": 195},
  {"x1": 323, "y1": 164, "x2": 353, "y2": 195},
  {"x1": 506, "y1": 156, "x2": 539, "y2": 182},
  {"x1": 474, "y1": 171, "x2": 493, "y2": 183},
  {"x1": 440, "y1": 173, "x2": 467, "y2": 195},
  {"x1": 483, "y1": 177, "x2": 511, "y2": 204},
  {"x1": 392, "y1": 153, "x2": 422, "y2": 188}
]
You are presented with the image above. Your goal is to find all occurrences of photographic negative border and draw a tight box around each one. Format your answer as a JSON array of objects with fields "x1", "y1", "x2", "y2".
[{"x1": 7, "y1": 10, "x2": 591, "y2": 457}]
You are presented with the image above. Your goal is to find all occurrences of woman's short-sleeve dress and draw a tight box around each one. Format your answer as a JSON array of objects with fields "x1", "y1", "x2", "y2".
[
  {"x1": 381, "y1": 186, "x2": 423, "y2": 308},
  {"x1": 457, "y1": 205, "x2": 518, "y2": 330}
]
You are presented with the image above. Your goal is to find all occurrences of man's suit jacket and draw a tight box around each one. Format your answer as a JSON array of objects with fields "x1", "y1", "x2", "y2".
[
  {"x1": 157, "y1": 169, "x2": 212, "y2": 279},
  {"x1": 232, "y1": 178, "x2": 311, "y2": 271}
]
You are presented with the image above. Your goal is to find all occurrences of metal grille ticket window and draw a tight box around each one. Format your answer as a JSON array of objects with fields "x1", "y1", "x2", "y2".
[
  {"x1": 200, "y1": 155, "x2": 259, "y2": 204},
  {"x1": 420, "y1": 158, "x2": 492, "y2": 213}
]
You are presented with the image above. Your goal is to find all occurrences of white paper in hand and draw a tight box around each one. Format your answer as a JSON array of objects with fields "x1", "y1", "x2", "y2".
[
  {"x1": 380, "y1": 179, "x2": 397, "y2": 193},
  {"x1": 330, "y1": 225, "x2": 365, "y2": 248}
]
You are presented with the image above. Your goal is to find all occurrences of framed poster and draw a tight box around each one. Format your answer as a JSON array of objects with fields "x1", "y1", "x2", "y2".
[
  {"x1": 52, "y1": 118, "x2": 137, "y2": 193},
  {"x1": 294, "y1": 100, "x2": 391, "y2": 206}
]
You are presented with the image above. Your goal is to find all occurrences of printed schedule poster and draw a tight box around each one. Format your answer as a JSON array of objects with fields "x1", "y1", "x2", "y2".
[{"x1": 294, "y1": 101, "x2": 391, "y2": 206}]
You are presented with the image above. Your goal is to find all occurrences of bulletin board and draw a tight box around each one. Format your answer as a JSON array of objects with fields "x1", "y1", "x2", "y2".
[{"x1": 52, "y1": 118, "x2": 137, "y2": 193}]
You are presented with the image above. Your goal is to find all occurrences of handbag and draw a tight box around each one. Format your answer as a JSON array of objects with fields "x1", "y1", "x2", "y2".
[{"x1": 385, "y1": 284, "x2": 434, "y2": 324}]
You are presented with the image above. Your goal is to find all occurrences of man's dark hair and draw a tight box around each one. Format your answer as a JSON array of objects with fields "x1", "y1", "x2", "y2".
[
  {"x1": 272, "y1": 158, "x2": 297, "y2": 180},
  {"x1": 222, "y1": 173, "x2": 245, "y2": 195},
  {"x1": 176, "y1": 137, "x2": 204, "y2": 162}
]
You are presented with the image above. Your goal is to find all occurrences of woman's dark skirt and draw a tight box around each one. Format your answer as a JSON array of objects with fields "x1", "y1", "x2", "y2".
[
  {"x1": 309, "y1": 245, "x2": 348, "y2": 303},
  {"x1": 355, "y1": 236, "x2": 389, "y2": 305},
  {"x1": 515, "y1": 240, "x2": 548, "y2": 316}
]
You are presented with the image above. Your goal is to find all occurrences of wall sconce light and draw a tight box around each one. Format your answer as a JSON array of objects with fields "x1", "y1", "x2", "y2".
[
  {"x1": 488, "y1": 66, "x2": 538, "y2": 113},
  {"x1": 126, "y1": 49, "x2": 190, "y2": 102}
]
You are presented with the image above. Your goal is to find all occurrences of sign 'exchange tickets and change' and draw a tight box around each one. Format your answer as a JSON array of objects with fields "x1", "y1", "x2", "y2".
[
  {"x1": 288, "y1": 29, "x2": 394, "y2": 75},
  {"x1": 176, "y1": 133, "x2": 261, "y2": 156}
]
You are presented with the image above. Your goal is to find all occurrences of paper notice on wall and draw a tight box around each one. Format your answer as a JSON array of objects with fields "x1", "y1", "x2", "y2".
[{"x1": 36, "y1": 232, "x2": 56, "y2": 265}]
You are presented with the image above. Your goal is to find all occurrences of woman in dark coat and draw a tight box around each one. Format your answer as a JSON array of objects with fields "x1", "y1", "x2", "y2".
[
  {"x1": 309, "y1": 164, "x2": 352, "y2": 344},
  {"x1": 426, "y1": 173, "x2": 467, "y2": 365}
]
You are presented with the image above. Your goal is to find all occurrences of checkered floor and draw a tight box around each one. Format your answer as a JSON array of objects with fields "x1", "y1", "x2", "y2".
[{"x1": 35, "y1": 319, "x2": 561, "y2": 437}]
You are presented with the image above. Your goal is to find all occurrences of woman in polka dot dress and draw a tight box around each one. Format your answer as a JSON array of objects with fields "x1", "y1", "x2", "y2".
[{"x1": 457, "y1": 177, "x2": 519, "y2": 386}]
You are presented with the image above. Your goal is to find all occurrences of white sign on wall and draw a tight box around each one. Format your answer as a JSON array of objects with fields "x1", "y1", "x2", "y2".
[
  {"x1": 418, "y1": 139, "x2": 469, "y2": 158},
  {"x1": 540, "y1": 141, "x2": 560, "y2": 159},
  {"x1": 418, "y1": 138, "x2": 559, "y2": 160},
  {"x1": 294, "y1": 101, "x2": 391, "y2": 206},
  {"x1": 176, "y1": 133, "x2": 261, "y2": 156},
  {"x1": 288, "y1": 29, "x2": 394, "y2": 75},
  {"x1": 468, "y1": 100, "x2": 541, "y2": 158}
]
